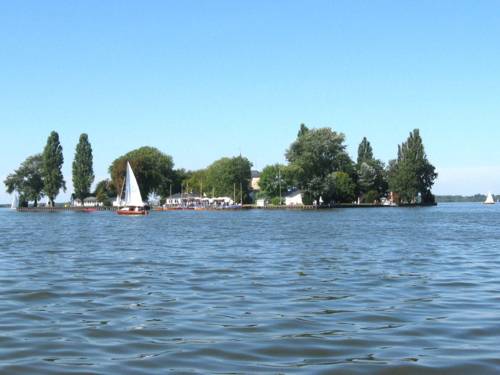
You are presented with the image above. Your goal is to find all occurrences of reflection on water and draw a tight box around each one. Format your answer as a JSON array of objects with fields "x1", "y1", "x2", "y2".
[{"x1": 1, "y1": 203, "x2": 500, "y2": 374}]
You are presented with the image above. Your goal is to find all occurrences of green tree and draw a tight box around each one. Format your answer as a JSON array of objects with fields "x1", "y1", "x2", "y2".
[
  {"x1": 184, "y1": 169, "x2": 209, "y2": 195},
  {"x1": 42, "y1": 131, "x2": 66, "y2": 206},
  {"x1": 357, "y1": 137, "x2": 374, "y2": 165},
  {"x1": 72, "y1": 133, "x2": 94, "y2": 203},
  {"x1": 388, "y1": 129, "x2": 437, "y2": 203},
  {"x1": 258, "y1": 163, "x2": 294, "y2": 199},
  {"x1": 331, "y1": 172, "x2": 356, "y2": 203},
  {"x1": 109, "y1": 146, "x2": 174, "y2": 200},
  {"x1": 355, "y1": 138, "x2": 388, "y2": 201},
  {"x1": 168, "y1": 168, "x2": 191, "y2": 196},
  {"x1": 93, "y1": 179, "x2": 117, "y2": 206},
  {"x1": 286, "y1": 126, "x2": 355, "y2": 204},
  {"x1": 205, "y1": 156, "x2": 252, "y2": 203},
  {"x1": 358, "y1": 162, "x2": 377, "y2": 194},
  {"x1": 4, "y1": 154, "x2": 44, "y2": 207},
  {"x1": 297, "y1": 123, "x2": 309, "y2": 137}
]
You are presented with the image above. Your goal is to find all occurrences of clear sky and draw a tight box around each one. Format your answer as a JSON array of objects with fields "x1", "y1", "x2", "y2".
[{"x1": 1, "y1": 1, "x2": 499, "y2": 203}]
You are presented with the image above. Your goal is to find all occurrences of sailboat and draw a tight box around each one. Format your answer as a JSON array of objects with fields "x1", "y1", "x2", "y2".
[
  {"x1": 117, "y1": 162, "x2": 148, "y2": 215},
  {"x1": 10, "y1": 193, "x2": 19, "y2": 210},
  {"x1": 484, "y1": 192, "x2": 495, "y2": 205}
]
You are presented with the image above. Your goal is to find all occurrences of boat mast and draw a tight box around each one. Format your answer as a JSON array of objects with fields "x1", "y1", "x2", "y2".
[
  {"x1": 279, "y1": 167, "x2": 282, "y2": 204},
  {"x1": 119, "y1": 174, "x2": 126, "y2": 203}
]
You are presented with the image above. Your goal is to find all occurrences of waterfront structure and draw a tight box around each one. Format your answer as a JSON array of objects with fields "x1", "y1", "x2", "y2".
[
  {"x1": 388, "y1": 191, "x2": 400, "y2": 204},
  {"x1": 164, "y1": 193, "x2": 209, "y2": 208},
  {"x1": 251, "y1": 170, "x2": 261, "y2": 191},
  {"x1": 256, "y1": 198, "x2": 266, "y2": 207},
  {"x1": 285, "y1": 190, "x2": 303, "y2": 206},
  {"x1": 112, "y1": 196, "x2": 121, "y2": 207},
  {"x1": 163, "y1": 194, "x2": 235, "y2": 209},
  {"x1": 73, "y1": 196, "x2": 103, "y2": 207}
]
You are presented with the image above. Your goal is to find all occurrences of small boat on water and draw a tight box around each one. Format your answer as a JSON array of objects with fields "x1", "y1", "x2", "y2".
[
  {"x1": 11, "y1": 193, "x2": 19, "y2": 210},
  {"x1": 484, "y1": 192, "x2": 495, "y2": 205},
  {"x1": 117, "y1": 162, "x2": 148, "y2": 216}
]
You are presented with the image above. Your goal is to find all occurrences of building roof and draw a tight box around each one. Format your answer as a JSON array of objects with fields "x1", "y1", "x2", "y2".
[
  {"x1": 83, "y1": 196, "x2": 97, "y2": 202},
  {"x1": 166, "y1": 193, "x2": 204, "y2": 199},
  {"x1": 251, "y1": 170, "x2": 261, "y2": 178},
  {"x1": 285, "y1": 189, "x2": 302, "y2": 198}
]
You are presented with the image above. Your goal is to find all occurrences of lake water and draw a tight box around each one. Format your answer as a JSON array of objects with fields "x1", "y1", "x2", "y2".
[{"x1": 1, "y1": 204, "x2": 500, "y2": 374}]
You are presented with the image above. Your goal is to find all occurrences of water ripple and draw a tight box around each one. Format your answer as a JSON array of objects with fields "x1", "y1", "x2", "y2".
[{"x1": 1, "y1": 204, "x2": 500, "y2": 373}]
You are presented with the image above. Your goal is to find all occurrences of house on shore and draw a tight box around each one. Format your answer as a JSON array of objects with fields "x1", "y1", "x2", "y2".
[
  {"x1": 285, "y1": 190, "x2": 303, "y2": 206},
  {"x1": 164, "y1": 193, "x2": 234, "y2": 208},
  {"x1": 73, "y1": 196, "x2": 103, "y2": 207}
]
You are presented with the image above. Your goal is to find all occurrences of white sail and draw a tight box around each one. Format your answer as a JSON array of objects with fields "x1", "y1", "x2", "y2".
[
  {"x1": 10, "y1": 193, "x2": 19, "y2": 209},
  {"x1": 484, "y1": 192, "x2": 495, "y2": 204},
  {"x1": 123, "y1": 162, "x2": 144, "y2": 207}
]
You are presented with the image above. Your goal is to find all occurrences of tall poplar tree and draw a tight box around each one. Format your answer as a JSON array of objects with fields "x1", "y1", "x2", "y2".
[
  {"x1": 388, "y1": 129, "x2": 437, "y2": 203},
  {"x1": 356, "y1": 137, "x2": 388, "y2": 202},
  {"x1": 357, "y1": 137, "x2": 374, "y2": 165},
  {"x1": 42, "y1": 131, "x2": 66, "y2": 206},
  {"x1": 72, "y1": 133, "x2": 95, "y2": 203}
]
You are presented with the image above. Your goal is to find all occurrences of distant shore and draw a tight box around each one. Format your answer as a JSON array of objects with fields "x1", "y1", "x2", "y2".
[{"x1": 6, "y1": 202, "x2": 439, "y2": 212}]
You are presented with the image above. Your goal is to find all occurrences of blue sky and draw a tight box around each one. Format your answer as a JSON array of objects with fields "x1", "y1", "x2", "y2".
[{"x1": 1, "y1": 1, "x2": 499, "y2": 203}]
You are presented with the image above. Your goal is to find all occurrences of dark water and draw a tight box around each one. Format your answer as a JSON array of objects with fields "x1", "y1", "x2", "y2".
[{"x1": 1, "y1": 204, "x2": 500, "y2": 374}]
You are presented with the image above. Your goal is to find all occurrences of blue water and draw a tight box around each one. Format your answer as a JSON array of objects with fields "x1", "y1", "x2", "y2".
[{"x1": 1, "y1": 204, "x2": 500, "y2": 374}]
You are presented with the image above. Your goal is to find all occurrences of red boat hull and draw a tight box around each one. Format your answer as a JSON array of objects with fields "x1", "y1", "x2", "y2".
[{"x1": 117, "y1": 209, "x2": 148, "y2": 216}]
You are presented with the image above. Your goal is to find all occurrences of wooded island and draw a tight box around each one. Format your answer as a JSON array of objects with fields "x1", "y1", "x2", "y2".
[{"x1": 4, "y1": 124, "x2": 437, "y2": 208}]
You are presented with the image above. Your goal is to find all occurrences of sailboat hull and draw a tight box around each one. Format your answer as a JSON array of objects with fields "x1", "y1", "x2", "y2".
[{"x1": 117, "y1": 209, "x2": 148, "y2": 216}]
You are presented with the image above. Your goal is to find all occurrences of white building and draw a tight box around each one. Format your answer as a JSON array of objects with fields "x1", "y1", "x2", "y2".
[
  {"x1": 251, "y1": 170, "x2": 261, "y2": 191},
  {"x1": 73, "y1": 196, "x2": 103, "y2": 207},
  {"x1": 285, "y1": 190, "x2": 303, "y2": 206},
  {"x1": 256, "y1": 198, "x2": 266, "y2": 207},
  {"x1": 113, "y1": 196, "x2": 122, "y2": 207}
]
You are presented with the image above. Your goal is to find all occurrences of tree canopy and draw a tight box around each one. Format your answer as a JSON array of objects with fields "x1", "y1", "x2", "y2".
[
  {"x1": 109, "y1": 146, "x2": 174, "y2": 200},
  {"x1": 357, "y1": 137, "x2": 374, "y2": 165},
  {"x1": 42, "y1": 131, "x2": 66, "y2": 206},
  {"x1": 205, "y1": 156, "x2": 252, "y2": 202},
  {"x1": 388, "y1": 129, "x2": 437, "y2": 203},
  {"x1": 72, "y1": 133, "x2": 94, "y2": 202},
  {"x1": 4, "y1": 154, "x2": 44, "y2": 207},
  {"x1": 355, "y1": 137, "x2": 387, "y2": 202},
  {"x1": 259, "y1": 163, "x2": 295, "y2": 200},
  {"x1": 184, "y1": 169, "x2": 208, "y2": 195},
  {"x1": 93, "y1": 179, "x2": 117, "y2": 206},
  {"x1": 286, "y1": 126, "x2": 355, "y2": 204}
]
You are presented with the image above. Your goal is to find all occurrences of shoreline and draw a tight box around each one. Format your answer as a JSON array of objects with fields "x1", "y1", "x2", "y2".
[{"x1": 11, "y1": 202, "x2": 438, "y2": 212}]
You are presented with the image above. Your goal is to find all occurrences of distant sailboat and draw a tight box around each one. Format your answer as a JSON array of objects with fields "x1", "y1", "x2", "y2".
[
  {"x1": 117, "y1": 162, "x2": 148, "y2": 215},
  {"x1": 10, "y1": 193, "x2": 19, "y2": 209},
  {"x1": 484, "y1": 192, "x2": 495, "y2": 205}
]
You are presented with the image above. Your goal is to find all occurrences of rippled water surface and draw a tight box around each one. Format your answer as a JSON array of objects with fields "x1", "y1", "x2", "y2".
[{"x1": 1, "y1": 204, "x2": 500, "y2": 374}]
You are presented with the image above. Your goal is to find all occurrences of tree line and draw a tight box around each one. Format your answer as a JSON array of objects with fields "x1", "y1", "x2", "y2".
[
  {"x1": 4, "y1": 125, "x2": 437, "y2": 206},
  {"x1": 4, "y1": 132, "x2": 93, "y2": 207},
  {"x1": 258, "y1": 124, "x2": 436, "y2": 205}
]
